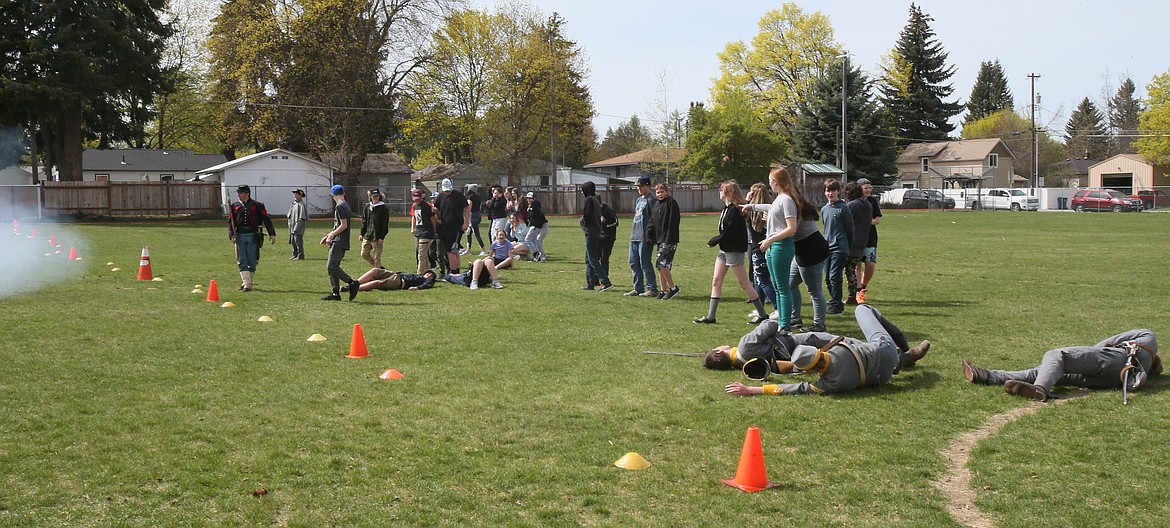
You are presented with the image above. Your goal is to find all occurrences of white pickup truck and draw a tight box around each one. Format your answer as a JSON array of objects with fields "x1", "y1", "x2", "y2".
[{"x1": 967, "y1": 188, "x2": 1039, "y2": 211}]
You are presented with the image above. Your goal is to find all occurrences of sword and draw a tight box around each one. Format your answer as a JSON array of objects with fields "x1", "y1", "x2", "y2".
[{"x1": 643, "y1": 351, "x2": 702, "y2": 357}]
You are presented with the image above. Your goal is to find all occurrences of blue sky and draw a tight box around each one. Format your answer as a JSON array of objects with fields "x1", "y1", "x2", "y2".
[{"x1": 472, "y1": 0, "x2": 1169, "y2": 138}]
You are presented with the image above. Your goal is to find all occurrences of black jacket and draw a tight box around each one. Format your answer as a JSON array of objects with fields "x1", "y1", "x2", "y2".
[
  {"x1": 651, "y1": 195, "x2": 680, "y2": 244},
  {"x1": 708, "y1": 203, "x2": 749, "y2": 252},
  {"x1": 360, "y1": 202, "x2": 390, "y2": 240}
]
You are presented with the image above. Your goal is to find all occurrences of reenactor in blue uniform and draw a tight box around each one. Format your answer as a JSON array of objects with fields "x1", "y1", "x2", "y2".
[{"x1": 228, "y1": 184, "x2": 277, "y2": 291}]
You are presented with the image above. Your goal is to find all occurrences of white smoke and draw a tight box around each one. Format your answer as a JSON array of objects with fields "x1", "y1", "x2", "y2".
[{"x1": 0, "y1": 222, "x2": 87, "y2": 298}]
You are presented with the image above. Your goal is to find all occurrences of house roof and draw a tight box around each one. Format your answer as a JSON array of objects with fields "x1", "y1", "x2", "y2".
[
  {"x1": 799, "y1": 163, "x2": 845, "y2": 175},
  {"x1": 196, "y1": 148, "x2": 332, "y2": 175},
  {"x1": 83, "y1": 149, "x2": 227, "y2": 172},
  {"x1": 896, "y1": 139, "x2": 1013, "y2": 164},
  {"x1": 1053, "y1": 158, "x2": 1097, "y2": 175},
  {"x1": 584, "y1": 147, "x2": 687, "y2": 169},
  {"x1": 411, "y1": 163, "x2": 472, "y2": 182},
  {"x1": 1087, "y1": 153, "x2": 1149, "y2": 171},
  {"x1": 320, "y1": 152, "x2": 413, "y2": 174}
]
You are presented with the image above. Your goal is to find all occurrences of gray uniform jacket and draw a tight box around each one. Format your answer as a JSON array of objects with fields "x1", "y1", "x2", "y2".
[{"x1": 287, "y1": 201, "x2": 307, "y2": 235}]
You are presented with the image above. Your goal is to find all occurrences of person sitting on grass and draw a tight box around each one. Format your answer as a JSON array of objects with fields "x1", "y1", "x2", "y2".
[
  {"x1": 709, "y1": 305, "x2": 930, "y2": 396},
  {"x1": 488, "y1": 225, "x2": 527, "y2": 270},
  {"x1": 962, "y1": 330, "x2": 1160, "y2": 402},
  {"x1": 444, "y1": 257, "x2": 505, "y2": 290},
  {"x1": 344, "y1": 269, "x2": 437, "y2": 292}
]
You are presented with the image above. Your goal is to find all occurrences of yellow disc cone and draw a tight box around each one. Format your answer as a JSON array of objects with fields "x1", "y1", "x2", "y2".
[
  {"x1": 614, "y1": 452, "x2": 651, "y2": 470},
  {"x1": 111, "y1": 267, "x2": 121, "y2": 271},
  {"x1": 151, "y1": 277, "x2": 163, "y2": 282},
  {"x1": 107, "y1": 262, "x2": 115, "y2": 266},
  {"x1": 191, "y1": 289, "x2": 203, "y2": 294},
  {"x1": 220, "y1": 302, "x2": 235, "y2": 308},
  {"x1": 257, "y1": 316, "x2": 274, "y2": 322},
  {"x1": 307, "y1": 334, "x2": 327, "y2": 342}
]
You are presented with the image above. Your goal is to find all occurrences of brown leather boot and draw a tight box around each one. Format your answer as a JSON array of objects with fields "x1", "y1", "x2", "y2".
[
  {"x1": 1004, "y1": 380, "x2": 1049, "y2": 402},
  {"x1": 899, "y1": 340, "x2": 930, "y2": 369},
  {"x1": 962, "y1": 358, "x2": 990, "y2": 384}
]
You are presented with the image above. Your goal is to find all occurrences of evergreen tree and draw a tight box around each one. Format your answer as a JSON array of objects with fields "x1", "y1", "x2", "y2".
[
  {"x1": 879, "y1": 3, "x2": 963, "y2": 144},
  {"x1": 0, "y1": 0, "x2": 172, "y2": 180},
  {"x1": 964, "y1": 60, "x2": 1013, "y2": 125},
  {"x1": 589, "y1": 115, "x2": 654, "y2": 163},
  {"x1": 1108, "y1": 77, "x2": 1144, "y2": 155},
  {"x1": 1064, "y1": 97, "x2": 1107, "y2": 160},
  {"x1": 793, "y1": 60, "x2": 895, "y2": 182}
]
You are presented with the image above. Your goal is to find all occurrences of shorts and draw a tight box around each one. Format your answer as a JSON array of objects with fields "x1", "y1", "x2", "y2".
[
  {"x1": 716, "y1": 250, "x2": 746, "y2": 267},
  {"x1": 440, "y1": 226, "x2": 462, "y2": 252},
  {"x1": 863, "y1": 247, "x2": 877, "y2": 264},
  {"x1": 492, "y1": 256, "x2": 508, "y2": 266},
  {"x1": 656, "y1": 243, "x2": 677, "y2": 270}
]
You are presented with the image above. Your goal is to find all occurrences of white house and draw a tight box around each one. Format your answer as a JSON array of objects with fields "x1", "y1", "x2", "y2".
[
  {"x1": 0, "y1": 165, "x2": 35, "y2": 185},
  {"x1": 195, "y1": 148, "x2": 336, "y2": 216},
  {"x1": 82, "y1": 149, "x2": 227, "y2": 182},
  {"x1": 518, "y1": 164, "x2": 610, "y2": 188}
]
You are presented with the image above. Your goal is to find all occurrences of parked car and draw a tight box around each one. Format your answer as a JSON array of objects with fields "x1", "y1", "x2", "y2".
[
  {"x1": 923, "y1": 189, "x2": 956, "y2": 209},
  {"x1": 1070, "y1": 189, "x2": 1144, "y2": 212},
  {"x1": 967, "y1": 188, "x2": 1039, "y2": 211},
  {"x1": 1132, "y1": 190, "x2": 1170, "y2": 209},
  {"x1": 880, "y1": 188, "x2": 955, "y2": 209}
]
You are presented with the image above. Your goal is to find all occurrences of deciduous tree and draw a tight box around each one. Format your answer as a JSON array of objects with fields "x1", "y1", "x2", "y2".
[
  {"x1": 1136, "y1": 70, "x2": 1170, "y2": 165},
  {"x1": 962, "y1": 109, "x2": 1063, "y2": 184},
  {"x1": 711, "y1": 3, "x2": 842, "y2": 138},
  {"x1": 680, "y1": 97, "x2": 786, "y2": 184}
]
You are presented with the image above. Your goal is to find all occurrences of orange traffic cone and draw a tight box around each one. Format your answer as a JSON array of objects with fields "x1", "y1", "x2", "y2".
[
  {"x1": 69, "y1": 247, "x2": 78, "y2": 260},
  {"x1": 205, "y1": 279, "x2": 220, "y2": 302},
  {"x1": 48, "y1": 234, "x2": 55, "y2": 246},
  {"x1": 136, "y1": 246, "x2": 153, "y2": 281},
  {"x1": 346, "y1": 324, "x2": 369, "y2": 358},
  {"x1": 28, "y1": 228, "x2": 36, "y2": 238},
  {"x1": 722, "y1": 426, "x2": 780, "y2": 492}
]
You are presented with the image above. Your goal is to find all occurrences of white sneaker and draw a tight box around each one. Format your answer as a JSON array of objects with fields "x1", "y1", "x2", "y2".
[
  {"x1": 459, "y1": 248, "x2": 470, "y2": 255},
  {"x1": 769, "y1": 310, "x2": 779, "y2": 320},
  {"x1": 469, "y1": 282, "x2": 478, "y2": 290},
  {"x1": 491, "y1": 280, "x2": 504, "y2": 289},
  {"x1": 478, "y1": 251, "x2": 489, "y2": 256}
]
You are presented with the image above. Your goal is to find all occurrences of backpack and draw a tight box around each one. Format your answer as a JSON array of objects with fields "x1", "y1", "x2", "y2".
[{"x1": 600, "y1": 202, "x2": 618, "y2": 229}]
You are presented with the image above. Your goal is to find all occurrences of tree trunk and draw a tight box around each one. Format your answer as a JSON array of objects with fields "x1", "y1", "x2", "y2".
[{"x1": 56, "y1": 102, "x2": 84, "y2": 181}]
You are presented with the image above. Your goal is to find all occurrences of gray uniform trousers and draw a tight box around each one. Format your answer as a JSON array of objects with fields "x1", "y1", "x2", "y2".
[{"x1": 984, "y1": 329, "x2": 1158, "y2": 391}]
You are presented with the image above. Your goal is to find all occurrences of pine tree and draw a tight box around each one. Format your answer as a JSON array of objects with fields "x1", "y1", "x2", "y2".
[
  {"x1": 879, "y1": 3, "x2": 963, "y2": 144},
  {"x1": 1064, "y1": 97, "x2": 1107, "y2": 160},
  {"x1": 1108, "y1": 78, "x2": 1144, "y2": 155},
  {"x1": 793, "y1": 60, "x2": 895, "y2": 182},
  {"x1": 0, "y1": 0, "x2": 172, "y2": 180},
  {"x1": 964, "y1": 60, "x2": 1013, "y2": 125}
]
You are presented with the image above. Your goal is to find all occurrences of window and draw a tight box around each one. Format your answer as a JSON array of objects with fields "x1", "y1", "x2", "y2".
[
  {"x1": 988, "y1": 154, "x2": 999, "y2": 168},
  {"x1": 160, "y1": 174, "x2": 174, "y2": 181},
  {"x1": 921, "y1": 158, "x2": 929, "y2": 173},
  {"x1": 96, "y1": 174, "x2": 109, "y2": 182}
]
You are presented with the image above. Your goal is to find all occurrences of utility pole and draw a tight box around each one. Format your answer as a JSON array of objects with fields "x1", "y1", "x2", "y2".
[
  {"x1": 1028, "y1": 73, "x2": 1041, "y2": 188},
  {"x1": 840, "y1": 54, "x2": 848, "y2": 179}
]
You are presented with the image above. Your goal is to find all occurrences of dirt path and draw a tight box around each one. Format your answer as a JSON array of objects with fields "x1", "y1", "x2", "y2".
[{"x1": 934, "y1": 393, "x2": 1085, "y2": 528}]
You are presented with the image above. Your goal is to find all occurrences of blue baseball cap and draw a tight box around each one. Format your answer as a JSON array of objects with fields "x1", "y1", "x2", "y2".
[{"x1": 330, "y1": 184, "x2": 345, "y2": 195}]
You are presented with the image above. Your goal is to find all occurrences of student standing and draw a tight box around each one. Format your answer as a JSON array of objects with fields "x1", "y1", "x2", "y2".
[
  {"x1": 652, "y1": 183, "x2": 681, "y2": 299},
  {"x1": 579, "y1": 181, "x2": 613, "y2": 291},
  {"x1": 694, "y1": 180, "x2": 767, "y2": 324},
  {"x1": 625, "y1": 176, "x2": 658, "y2": 297},
  {"x1": 740, "y1": 168, "x2": 799, "y2": 329},
  {"x1": 820, "y1": 179, "x2": 854, "y2": 315},
  {"x1": 359, "y1": 189, "x2": 389, "y2": 269},
  {"x1": 410, "y1": 188, "x2": 438, "y2": 275},
  {"x1": 320, "y1": 185, "x2": 359, "y2": 301},
  {"x1": 523, "y1": 191, "x2": 549, "y2": 262}
]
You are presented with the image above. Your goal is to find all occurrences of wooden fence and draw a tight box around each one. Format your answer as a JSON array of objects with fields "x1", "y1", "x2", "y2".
[{"x1": 40, "y1": 181, "x2": 222, "y2": 217}]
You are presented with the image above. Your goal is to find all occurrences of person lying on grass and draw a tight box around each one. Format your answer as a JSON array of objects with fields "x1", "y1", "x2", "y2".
[
  {"x1": 706, "y1": 305, "x2": 930, "y2": 396},
  {"x1": 962, "y1": 330, "x2": 1160, "y2": 402},
  {"x1": 343, "y1": 269, "x2": 437, "y2": 292}
]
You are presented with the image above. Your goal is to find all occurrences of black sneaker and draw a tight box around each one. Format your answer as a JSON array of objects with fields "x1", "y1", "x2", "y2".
[
  {"x1": 662, "y1": 286, "x2": 680, "y2": 300},
  {"x1": 790, "y1": 318, "x2": 805, "y2": 328},
  {"x1": 321, "y1": 293, "x2": 342, "y2": 301},
  {"x1": 693, "y1": 316, "x2": 716, "y2": 324},
  {"x1": 598, "y1": 283, "x2": 615, "y2": 292},
  {"x1": 808, "y1": 324, "x2": 827, "y2": 332},
  {"x1": 348, "y1": 281, "x2": 360, "y2": 301}
]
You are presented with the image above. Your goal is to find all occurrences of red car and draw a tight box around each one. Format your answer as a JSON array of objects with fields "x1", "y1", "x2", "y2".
[{"x1": 1070, "y1": 189, "x2": 1144, "y2": 212}]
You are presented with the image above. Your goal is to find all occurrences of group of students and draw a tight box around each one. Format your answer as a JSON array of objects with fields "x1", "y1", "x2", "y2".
[{"x1": 686, "y1": 167, "x2": 880, "y2": 332}]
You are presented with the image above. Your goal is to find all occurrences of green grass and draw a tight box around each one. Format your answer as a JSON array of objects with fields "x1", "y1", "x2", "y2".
[{"x1": 1, "y1": 210, "x2": 1169, "y2": 526}]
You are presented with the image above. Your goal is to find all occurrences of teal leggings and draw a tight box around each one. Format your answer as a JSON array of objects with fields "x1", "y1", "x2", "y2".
[{"x1": 766, "y1": 239, "x2": 795, "y2": 329}]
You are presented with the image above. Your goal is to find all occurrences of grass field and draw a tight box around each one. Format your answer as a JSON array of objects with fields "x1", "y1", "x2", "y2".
[{"x1": 2, "y1": 210, "x2": 1168, "y2": 527}]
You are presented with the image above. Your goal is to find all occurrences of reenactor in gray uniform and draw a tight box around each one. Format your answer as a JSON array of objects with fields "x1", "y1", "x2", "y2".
[
  {"x1": 708, "y1": 305, "x2": 930, "y2": 396},
  {"x1": 962, "y1": 330, "x2": 1161, "y2": 402}
]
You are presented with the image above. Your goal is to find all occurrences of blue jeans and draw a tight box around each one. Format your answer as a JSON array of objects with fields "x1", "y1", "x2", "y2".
[
  {"x1": 628, "y1": 240, "x2": 657, "y2": 293},
  {"x1": 750, "y1": 246, "x2": 774, "y2": 306},
  {"x1": 236, "y1": 232, "x2": 259, "y2": 272},
  {"x1": 765, "y1": 239, "x2": 795, "y2": 328},
  {"x1": 466, "y1": 212, "x2": 484, "y2": 250},
  {"x1": 584, "y1": 234, "x2": 611, "y2": 288},
  {"x1": 789, "y1": 258, "x2": 826, "y2": 327},
  {"x1": 824, "y1": 249, "x2": 849, "y2": 310}
]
